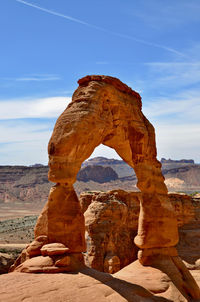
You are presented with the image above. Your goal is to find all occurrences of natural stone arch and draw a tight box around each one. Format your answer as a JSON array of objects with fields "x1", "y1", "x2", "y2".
[
  {"x1": 13, "y1": 75, "x2": 200, "y2": 300},
  {"x1": 41, "y1": 75, "x2": 178, "y2": 251}
]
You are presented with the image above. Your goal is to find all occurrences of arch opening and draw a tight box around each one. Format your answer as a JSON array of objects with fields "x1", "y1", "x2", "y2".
[{"x1": 75, "y1": 144, "x2": 138, "y2": 195}]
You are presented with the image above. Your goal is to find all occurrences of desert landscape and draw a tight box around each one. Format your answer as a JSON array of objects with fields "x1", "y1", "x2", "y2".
[
  {"x1": 0, "y1": 75, "x2": 200, "y2": 302},
  {"x1": 1, "y1": 0, "x2": 200, "y2": 300}
]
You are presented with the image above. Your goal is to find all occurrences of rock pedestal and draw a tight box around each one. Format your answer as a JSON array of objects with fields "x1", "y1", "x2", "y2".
[{"x1": 35, "y1": 184, "x2": 85, "y2": 252}]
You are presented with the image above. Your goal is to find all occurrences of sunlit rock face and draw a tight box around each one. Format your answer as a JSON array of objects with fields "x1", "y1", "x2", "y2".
[
  {"x1": 14, "y1": 75, "x2": 178, "y2": 266},
  {"x1": 80, "y1": 190, "x2": 200, "y2": 273},
  {"x1": 45, "y1": 74, "x2": 178, "y2": 251}
]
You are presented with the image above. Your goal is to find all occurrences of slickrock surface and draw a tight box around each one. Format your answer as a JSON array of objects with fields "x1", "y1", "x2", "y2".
[{"x1": 1, "y1": 261, "x2": 200, "y2": 302}]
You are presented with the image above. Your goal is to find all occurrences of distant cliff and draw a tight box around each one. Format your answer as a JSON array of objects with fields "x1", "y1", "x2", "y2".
[
  {"x1": 161, "y1": 158, "x2": 194, "y2": 164},
  {"x1": 77, "y1": 165, "x2": 118, "y2": 183},
  {"x1": 0, "y1": 157, "x2": 199, "y2": 204}
]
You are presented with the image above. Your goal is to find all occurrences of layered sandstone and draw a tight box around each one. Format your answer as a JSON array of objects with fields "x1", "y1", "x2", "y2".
[{"x1": 46, "y1": 75, "x2": 178, "y2": 251}]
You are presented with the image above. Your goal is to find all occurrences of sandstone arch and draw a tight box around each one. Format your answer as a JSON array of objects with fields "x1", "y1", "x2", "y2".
[
  {"x1": 39, "y1": 75, "x2": 178, "y2": 251},
  {"x1": 14, "y1": 76, "x2": 200, "y2": 299}
]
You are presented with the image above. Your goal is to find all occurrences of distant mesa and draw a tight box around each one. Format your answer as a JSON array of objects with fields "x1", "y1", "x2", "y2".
[
  {"x1": 83, "y1": 156, "x2": 124, "y2": 166},
  {"x1": 161, "y1": 158, "x2": 195, "y2": 164},
  {"x1": 77, "y1": 165, "x2": 118, "y2": 183},
  {"x1": 29, "y1": 164, "x2": 45, "y2": 167}
]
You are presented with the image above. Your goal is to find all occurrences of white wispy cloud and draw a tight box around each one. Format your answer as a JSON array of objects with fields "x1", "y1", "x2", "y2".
[
  {"x1": 1, "y1": 89, "x2": 200, "y2": 164},
  {"x1": 16, "y1": 0, "x2": 91, "y2": 26},
  {"x1": 141, "y1": 61, "x2": 200, "y2": 92},
  {"x1": 143, "y1": 94, "x2": 200, "y2": 120},
  {"x1": 0, "y1": 96, "x2": 70, "y2": 119},
  {"x1": 1, "y1": 74, "x2": 61, "y2": 82},
  {"x1": 155, "y1": 122, "x2": 200, "y2": 162},
  {"x1": 142, "y1": 88, "x2": 200, "y2": 162},
  {"x1": 16, "y1": 0, "x2": 185, "y2": 57},
  {"x1": 16, "y1": 75, "x2": 61, "y2": 81},
  {"x1": 0, "y1": 119, "x2": 52, "y2": 164},
  {"x1": 0, "y1": 121, "x2": 51, "y2": 143}
]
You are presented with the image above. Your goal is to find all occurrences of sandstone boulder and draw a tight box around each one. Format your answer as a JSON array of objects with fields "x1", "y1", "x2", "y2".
[{"x1": 26, "y1": 235, "x2": 48, "y2": 257}]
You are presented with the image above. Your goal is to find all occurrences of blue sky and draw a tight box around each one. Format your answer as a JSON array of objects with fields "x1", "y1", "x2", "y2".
[{"x1": 1, "y1": 0, "x2": 200, "y2": 164}]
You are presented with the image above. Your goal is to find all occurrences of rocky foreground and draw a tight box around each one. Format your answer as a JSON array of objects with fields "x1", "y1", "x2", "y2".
[
  {"x1": 1, "y1": 260, "x2": 200, "y2": 302},
  {"x1": 0, "y1": 190, "x2": 200, "y2": 301}
]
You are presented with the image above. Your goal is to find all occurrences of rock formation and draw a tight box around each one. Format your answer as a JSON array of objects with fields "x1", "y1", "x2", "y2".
[
  {"x1": 81, "y1": 190, "x2": 140, "y2": 273},
  {"x1": 3, "y1": 263, "x2": 200, "y2": 302},
  {"x1": 80, "y1": 190, "x2": 200, "y2": 274},
  {"x1": 77, "y1": 165, "x2": 118, "y2": 183},
  {"x1": 12, "y1": 75, "x2": 200, "y2": 300}
]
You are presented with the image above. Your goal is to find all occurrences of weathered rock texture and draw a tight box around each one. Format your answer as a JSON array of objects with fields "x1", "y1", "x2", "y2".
[
  {"x1": 13, "y1": 75, "x2": 200, "y2": 299},
  {"x1": 80, "y1": 190, "x2": 200, "y2": 274},
  {"x1": 42, "y1": 75, "x2": 178, "y2": 251},
  {"x1": 81, "y1": 190, "x2": 140, "y2": 273},
  {"x1": 1, "y1": 261, "x2": 200, "y2": 302}
]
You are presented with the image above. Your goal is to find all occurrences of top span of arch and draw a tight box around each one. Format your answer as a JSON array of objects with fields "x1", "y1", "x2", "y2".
[
  {"x1": 48, "y1": 75, "x2": 160, "y2": 190},
  {"x1": 77, "y1": 75, "x2": 142, "y2": 109}
]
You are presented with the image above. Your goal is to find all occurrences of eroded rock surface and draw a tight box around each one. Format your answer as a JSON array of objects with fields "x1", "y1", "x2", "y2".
[
  {"x1": 80, "y1": 190, "x2": 200, "y2": 274},
  {"x1": 37, "y1": 75, "x2": 178, "y2": 253},
  {"x1": 1, "y1": 261, "x2": 200, "y2": 302},
  {"x1": 81, "y1": 190, "x2": 140, "y2": 273}
]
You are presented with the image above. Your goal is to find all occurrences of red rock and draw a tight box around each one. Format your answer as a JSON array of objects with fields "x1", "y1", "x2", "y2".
[
  {"x1": 1, "y1": 262, "x2": 200, "y2": 301},
  {"x1": 35, "y1": 184, "x2": 86, "y2": 253},
  {"x1": 82, "y1": 190, "x2": 140, "y2": 272},
  {"x1": 45, "y1": 75, "x2": 178, "y2": 251},
  {"x1": 55, "y1": 255, "x2": 71, "y2": 267},
  {"x1": 41, "y1": 243, "x2": 70, "y2": 256},
  {"x1": 104, "y1": 254, "x2": 120, "y2": 274},
  {"x1": 26, "y1": 240, "x2": 44, "y2": 257},
  {"x1": 15, "y1": 256, "x2": 54, "y2": 272}
]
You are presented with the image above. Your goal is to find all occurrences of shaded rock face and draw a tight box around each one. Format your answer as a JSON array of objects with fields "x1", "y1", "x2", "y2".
[
  {"x1": 0, "y1": 252, "x2": 17, "y2": 274},
  {"x1": 81, "y1": 190, "x2": 140, "y2": 273},
  {"x1": 77, "y1": 165, "x2": 118, "y2": 183},
  {"x1": 79, "y1": 190, "x2": 200, "y2": 274}
]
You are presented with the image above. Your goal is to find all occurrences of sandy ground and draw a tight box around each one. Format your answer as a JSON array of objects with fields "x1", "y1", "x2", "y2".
[{"x1": 0, "y1": 203, "x2": 42, "y2": 221}]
